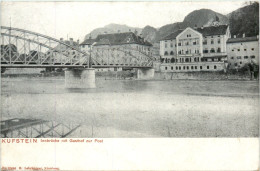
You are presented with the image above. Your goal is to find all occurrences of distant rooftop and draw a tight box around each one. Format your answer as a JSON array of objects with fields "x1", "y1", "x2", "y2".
[
  {"x1": 93, "y1": 32, "x2": 152, "y2": 46},
  {"x1": 80, "y1": 38, "x2": 96, "y2": 45},
  {"x1": 227, "y1": 36, "x2": 259, "y2": 43}
]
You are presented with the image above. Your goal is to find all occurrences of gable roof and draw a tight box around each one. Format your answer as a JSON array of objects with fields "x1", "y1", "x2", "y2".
[
  {"x1": 227, "y1": 36, "x2": 259, "y2": 43},
  {"x1": 195, "y1": 25, "x2": 228, "y2": 36},
  {"x1": 94, "y1": 32, "x2": 152, "y2": 46},
  {"x1": 80, "y1": 38, "x2": 96, "y2": 45},
  {"x1": 161, "y1": 30, "x2": 183, "y2": 41},
  {"x1": 161, "y1": 25, "x2": 229, "y2": 41}
]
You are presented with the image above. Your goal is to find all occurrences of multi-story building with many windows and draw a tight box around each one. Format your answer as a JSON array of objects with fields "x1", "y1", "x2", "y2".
[
  {"x1": 159, "y1": 24, "x2": 231, "y2": 72},
  {"x1": 80, "y1": 32, "x2": 153, "y2": 72},
  {"x1": 227, "y1": 35, "x2": 259, "y2": 69}
]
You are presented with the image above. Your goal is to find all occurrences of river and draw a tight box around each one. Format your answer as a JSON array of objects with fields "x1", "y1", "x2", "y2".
[{"x1": 1, "y1": 76, "x2": 259, "y2": 137}]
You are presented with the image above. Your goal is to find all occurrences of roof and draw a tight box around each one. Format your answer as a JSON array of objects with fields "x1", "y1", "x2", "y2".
[
  {"x1": 161, "y1": 25, "x2": 229, "y2": 41},
  {"x1": 161, "y1": 30, "x2": 183, "y2": 41},
  {"x1": 80, "y1": 38, "x2": 96, "y2": 45},
  {"x1": 227, "y1": 36, "x2": 259, "y2": 43},
  {"x1": 63, "y1": 40, "x2": 79, "y2": 47},
  {"x1": 196, "y1": 25, "x2": 228, "y2": 36},
  {"x1": 93, "y1": 32, "x2": 152, "y2": 46}
]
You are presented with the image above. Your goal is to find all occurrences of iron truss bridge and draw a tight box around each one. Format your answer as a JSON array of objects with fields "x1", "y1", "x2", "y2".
[
  {"x1": 1, "y1": 118, "x2": 81, "y2": 138},
  {"x1": 1, "y1": 26, "x2": 153, "y2": 69}
]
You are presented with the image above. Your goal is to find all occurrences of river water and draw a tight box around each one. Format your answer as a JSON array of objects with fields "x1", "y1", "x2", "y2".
[{"x1": 1, "y1": 76, "x2": 259, "y2": 137}]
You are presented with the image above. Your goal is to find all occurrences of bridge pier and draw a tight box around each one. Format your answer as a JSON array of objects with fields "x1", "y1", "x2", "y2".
[
  {"x1": 137, "y1": 68, "x2": 155, "y2": 80},
  {"x1": 65, "y1": 68, "x2": 96, "y2": 88}
]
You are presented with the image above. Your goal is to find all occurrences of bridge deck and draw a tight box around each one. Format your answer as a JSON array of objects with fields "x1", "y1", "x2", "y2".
[{"x1": 1, "y1": 64, "x2": 153, "y2": 69}]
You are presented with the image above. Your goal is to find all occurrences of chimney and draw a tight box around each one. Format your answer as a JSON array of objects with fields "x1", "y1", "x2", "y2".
[
  {"x1": 243, "y1": 33, "x2": 245, "y2": 38},
  {"x1": 69, "y1": 38, "x2": 73, "y2": 46},
  {"x1": 234, "y1": 35, "x2": 236, "y2": 38},
  {"x1": 134, "y1": 29, "x2": 138, "y2": 35},
  {"x1": 60, "y1": 38, "x2": 64, "y2": 42}
]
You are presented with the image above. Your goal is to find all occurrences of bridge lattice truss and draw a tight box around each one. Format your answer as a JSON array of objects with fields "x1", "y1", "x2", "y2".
[{"x1": 0, "y1": 26, "x2": 153, "y2": 68}]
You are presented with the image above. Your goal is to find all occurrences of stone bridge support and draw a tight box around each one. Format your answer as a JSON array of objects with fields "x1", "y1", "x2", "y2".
[
  {"x1": 137, "y1": 68, "x2": 155, "y2": 80},
  {"x1": 65, "y1": 68, "x2": 96, "y2": 88}
]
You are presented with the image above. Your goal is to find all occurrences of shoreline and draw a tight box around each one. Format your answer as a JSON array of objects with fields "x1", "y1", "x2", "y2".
[{"x1": 1, "y1": 71, "x2": 257, "y2": 81}]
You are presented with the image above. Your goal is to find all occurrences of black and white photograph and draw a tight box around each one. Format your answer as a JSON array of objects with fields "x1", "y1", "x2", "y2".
[{"x1": 0, "y1": 0, "x2": 259, "y2": 170}]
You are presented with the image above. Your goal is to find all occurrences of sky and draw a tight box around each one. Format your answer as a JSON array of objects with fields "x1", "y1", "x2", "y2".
[{"x1": 1, "y1": 1, "x2": 246, "y2": 42}]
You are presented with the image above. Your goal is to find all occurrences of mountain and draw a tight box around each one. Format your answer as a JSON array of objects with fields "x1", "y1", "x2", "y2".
[
  {"x1": 141, "y1": 25, "x2": 158, "y2": 43},
  {"x1": 84, "y1": 23, "x2": 142, "y2": 40},
  {"x1": 183, "y1": 9, "x2": 228, "y2": 27},
  {"x1": 83, "y1": 3, "x2": 258, "y2": 43},
  {"x1": 227, "y1": 2, "x2": 259, "y2": 37},
  {"x1": 154, "y1": 9, "x2": 228, "y2": 42}
]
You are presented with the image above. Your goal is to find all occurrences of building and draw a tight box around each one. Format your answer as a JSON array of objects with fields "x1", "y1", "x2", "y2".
[
  {"x1": 227, "y1": 35, "x2": 259, "y2": 69},
  {"x1": 159, "y1": 24, "x2": 231, "y2": 72},
  {"x1": 79, "y1": 36, "x2": 96, "y2": 53},
  {"x1": 80, "y1": 32, "x2": 153, "y2": 72}
]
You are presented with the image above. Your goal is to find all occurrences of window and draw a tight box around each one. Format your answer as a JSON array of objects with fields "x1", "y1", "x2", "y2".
[
  {"x1": 176, "y1": 66, "x2": 178, "y2": 70},
  {"x1": 203, "y1": 49, "x2": 208, "y2": 53},
  {"x1": 234, "y1": 63, "x2": 237, "y2": 66},
  {"x1": 244, "y1": 56, "x2": 248, "y2": 59},
  {"x1": 240, "y1": 62, "x2": 242, "y2": 64},
  {"x1": 170, "y1": 51, "x2": 174, "y2": 55},
  {"x1": 207, "y1": 66, "x2": 209, "y2": 69},
  {"x1": 193, "y1": 42, "x2": 196, "y2": 45},
  {"x1": 218, "y1": 39, "x2": 220, "y2": 44},
  {"x1": 231, "y1": 57, "x2": 234, "y2": 59},
  {"x1": 191, "y1": 66, "x2": 193, "y2": 69},
  {"x1": 217, "y1": 48, "x2": 221, "y2": 53},
  {"x1": 165, "y1": 43, "x2": 167, "y2": 48},
  {"x1": 170, "y1": 43, "x2": 173, "y2": 47},
  {"x1": 183, "y1": 66, "x2": 185, "y2": 70},
  {"x1": 82, "y1": 45, "x2": 85, "y2": 48},
  {"x1": 164, "y1": 51, "x2": 168, "y2": 55},
  {"x1": 200, "y1": 66, "x2": 202, "y2": 69},
  {"x1": 210, "y1": 48, "x2": 215, "y2": 53},
  {"x1": 237, "y1": 56, "x2": 241, "y2": 59},
  {"x1": 179, "y1": 66, "x2": 181, "y2": 70},
  {"x1": 238, "y1": 49, "x2": 240, "y2": 51},
  {"x1": 252, "y1": 48, "x2": 254, "y2": 51},
  {"x1": 187, "y1": 66, "x2": 189, "y2": 70},
  {"x1": 171, "y1": 67, "x2": 173, "y2": 70},
  {"x1": 244, "y1": 49, "x2": 247, "y2": 51},
  {"x1": 195, "y1": 66, "x2": 197, "y2": 69},
  {"x1": 178, "y1": 43, "x2": 181, "y2": 46},
  {"x1": 203, "y1": 40, "x2": 207, "y2": 45},
  {"x1": 251, "y1": 55, "x2": 255, "y2": 59},
  {"x1": 211, "y1": 40, "x2": 214, "y2": 44},
  {"x1": 165, "y1": 67, "x2": 167, "y2": 70},
  {"x1": 214, "y1": 65, "x2": 217, "y2": 69}
]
